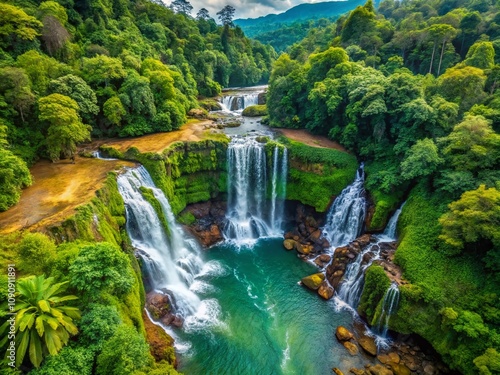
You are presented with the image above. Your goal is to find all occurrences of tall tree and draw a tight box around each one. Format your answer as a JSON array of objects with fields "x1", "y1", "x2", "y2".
[
  {"x1": 217, "y1": 5, "x2": 235, "y2": 27},
  {"x1": 196, "y1": 8, "x2": 210, "y2": 20},
  {"x1": 170, "y1": 0, "x2": 193, "y2": 16},
  {"x1": 38, "y1": 93, "x2": 91, "y2": 161}
]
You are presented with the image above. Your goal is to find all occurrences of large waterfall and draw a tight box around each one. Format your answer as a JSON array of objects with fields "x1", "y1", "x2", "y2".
[
  {"x1": 117, "y1": 167, "x2": 203, "y2": 316},
  {"x1": 224, "y1": 136, "x2": 287, "y2": 245},
  {"x1": 335, "y1": 204, "x2": 405, "y2": 309},
  {"x1": 221, "y1": 93, "x2": 259, "y2": 112},
  {"x1": 322, "y1": 164, "x2": 366, "y2": 248}
]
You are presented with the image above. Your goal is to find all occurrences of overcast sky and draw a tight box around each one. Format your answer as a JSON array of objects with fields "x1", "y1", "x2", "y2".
[{"x1": 166, "y1": 0, "x2": 326, "y2": 20}]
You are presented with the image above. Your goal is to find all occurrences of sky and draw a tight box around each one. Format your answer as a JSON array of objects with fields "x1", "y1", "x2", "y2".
[{"x1": 166, "y1": 0, "x2": 328, "y2": 20}]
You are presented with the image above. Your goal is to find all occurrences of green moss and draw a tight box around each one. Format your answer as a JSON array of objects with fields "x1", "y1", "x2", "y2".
[
  {"x1": 139, "y1": 187, "x2": 170, "y2": 237},
  {"x1": 177, "y1": 211, "x2": 196, "y2": 225},
  {"x1": 358, "y1": 264, "x2": 391, "y2": 322},
  {"x1": 242, "y1": 104, "x2": 268, "y2": 117}
]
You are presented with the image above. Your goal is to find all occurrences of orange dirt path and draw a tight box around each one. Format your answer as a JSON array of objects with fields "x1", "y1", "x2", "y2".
[
  {"x1": 94, "y1": 120, "x2": 212, "y2": 154},
  {"x1": 277, "y1": 128, "x2": 347, "y2": 152},
  {"x1": 0, "y1": 156, "x2": 135, "y2": 235}
]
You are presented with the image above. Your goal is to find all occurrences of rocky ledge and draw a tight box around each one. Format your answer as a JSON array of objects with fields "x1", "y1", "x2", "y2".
[
  {"x1": 333, "y1": 323, "x2": 454, "y2": 375},
  {"x1": 180, "y1": 201, "x2": 226, "y2": 247}
]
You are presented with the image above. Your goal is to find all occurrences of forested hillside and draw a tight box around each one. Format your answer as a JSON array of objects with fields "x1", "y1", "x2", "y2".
[
  {"x1": 267, "y1": 0, "x2": 500, "y2": 373},
  {"x1": 0, "y1": 0, "x2": 275, "y2": 211}
]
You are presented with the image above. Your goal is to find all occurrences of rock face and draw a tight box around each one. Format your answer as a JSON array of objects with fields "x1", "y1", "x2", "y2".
[
  {"x1": 257, "y1": 91, "x2": 267, "y2": 105},
  {"x1": 182, "y1": 201, "x2": 226, "y2": 247},
  {"x1": 301, "y1": 273, "x2": 325, "y2": 290},
  {"x1": 335, "y1": 326, "x2": 354, "y2": 341},
  {"x1": 145, "y1": 290, "x2": 183, "y2": 327},
  {"x1": 142, "y1": 311, "x2": 177, "y2": 366}
]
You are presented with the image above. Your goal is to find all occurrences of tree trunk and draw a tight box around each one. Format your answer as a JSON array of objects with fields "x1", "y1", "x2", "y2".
[
  {"x1": 437, "y1": 40, "x2": 446, "y2": 76},
  {"x1": 429, "y1": 41, "x2": 437, "y2": 75}
]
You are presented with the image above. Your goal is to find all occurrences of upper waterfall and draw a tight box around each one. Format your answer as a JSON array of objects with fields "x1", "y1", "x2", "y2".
[
  {"x1": 322, "y1": 164, "x2": 366, "y2": 249},
  {"x1": 117, "y1": 166, "x2": 203, "y2": 316},
  {"x1": 224, "y1": 135, "x2": 287, "y2": 246}
]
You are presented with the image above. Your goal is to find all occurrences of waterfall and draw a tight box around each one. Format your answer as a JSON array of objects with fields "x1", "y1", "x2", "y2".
[
  {"x1": 375, "y1": 283, "x2": 400, "y2": 338},
  {"x1": 322, "y1": 164, "x2": 366, "y2": 248},
  {"x1": 220, "y1": 93, "x2": 260, "y2": 112},
  {"x1": 336, "y1": 203, "x2": 404, "y2": 309},
  {"x1": 117, "y1": 166, "x2": 203, "y2": 316},
  {"x1": 224, "y1": 136, "x2": 287, "y2": 245},
  {"x1": 381, "y1": 201, "x2": 405, "y2": 240}
]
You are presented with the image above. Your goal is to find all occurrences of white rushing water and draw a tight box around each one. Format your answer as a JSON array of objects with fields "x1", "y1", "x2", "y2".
[
  {"x1": 375, "y1": 283, "x2": 400, "y2": 338},
  {"x1": 224, "y1": 136, "x2": 287, "y2": 246},
  {"x1": 117, "y1": 167, "x2": 204, "y2": 317},
  {"x1": 322, "y1": 164, "x2": 367, "y2": 249},
  {"x1": 335, "y1": 203, "x2": 405, "y2": 309},
  {"x1": 221, "y1": 93, "x2": 260, "y2": 112}
]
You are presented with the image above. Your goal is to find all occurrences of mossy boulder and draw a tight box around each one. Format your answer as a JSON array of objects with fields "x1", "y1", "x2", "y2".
[
  {"x1": 283, "y1": 239, "x2": 296, "y2": 250},
  {"x1": 242, "y1": 104, "x2": 267, "y2": 117},
  {"x1": 318, "y1": 281, "x2": 334, "y2": 300},
  {"x1": 301, "y1": 273, "x2": 325, "y2": 290}
]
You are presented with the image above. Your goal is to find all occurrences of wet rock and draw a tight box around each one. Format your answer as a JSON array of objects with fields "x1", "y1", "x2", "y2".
[
  {"x1": 349, "y1": 369, "x2": 366, "y2": 375},
  {"x1": 296, "y1": 243, "x2": 313, "y2": 255},
  {"x1": 284, "y1": 232, "x2": 294, "y2": 239},
  {"x1": 145, "y1": 291, "x2": 171, "y2": 321},
  {"x1": 388, "y1": 352, "x2": 400, "y2": 364},
  {"x1": 358, "y1": 336, "x2": 378, "y2": 356},
  {"x1": 377, "y1": 354, "x2": 391, "y2": 364},
  {"x1": 195, "y1": 224, "x2": 222, "y2": 247},
  {"x1": 283, "y1": 239, "x2": 296, "y2": 250},
  {"x1": 301, "y1": 273, "x2": 325, "y2": 290},
  {"x1": 356, "y1": 234, "x2": 373, "y2": 247},
  {"x1": 309, "y1": 229, "x2": 322, "y2": 242},
  {"x1": 423, "y1": 364, "x2": 436, "y2": 375},
  {"x1": 318, "y1": 281, "x2": 334, "y2": 300},
  {"x1": 344, "y1": 341, "x2": 359, "y2": 355},
  {"x1": 335, "y1": 326, "x2": 354, "y2": 341},
  {"x1": 366, "y1": 364, "x2": 393, "y2": 375},
  {"x1": 388, "y1": 362, "x2": 411, "y2": 375},
  {"x1": 314, "y1": 254, "x2": 331, "y2": 268},
  {"x1": 333, "y1": 368, "x2": 345, "y2": 375}
]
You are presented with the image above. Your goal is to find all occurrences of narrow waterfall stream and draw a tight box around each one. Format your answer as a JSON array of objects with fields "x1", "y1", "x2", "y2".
[
  {"x1": 375, "y1": 283, "x2": 400, "y2": 338},
  {"x1": 322, "y1": 164, "x2": 366, "y2": 249}
]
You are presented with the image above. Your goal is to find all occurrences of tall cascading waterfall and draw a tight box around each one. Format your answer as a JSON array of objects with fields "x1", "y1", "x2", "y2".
[
  {"x1": 117, "y1": 166, "x2": 203, "y2": 317},
  {"x1": 335, "y1": 203, "x2": 405, "y2": 309},
  {"x1": 224, "y1": 136, "x2": 288, "y2": 245},
  {"x1": 221, "y1": 93, "x2": 260, "y2": 112},
  {"x1": 375, "y1": 283, "x2": 400, "y2": 338},
  {"x1": 322, "y1": 164, "x2": 366, "y2": 249}
]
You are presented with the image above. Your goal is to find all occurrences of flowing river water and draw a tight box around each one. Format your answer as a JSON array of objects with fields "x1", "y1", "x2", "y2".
[{"x1": 117, "y1": 86, "x2": 400, "y2": 374}]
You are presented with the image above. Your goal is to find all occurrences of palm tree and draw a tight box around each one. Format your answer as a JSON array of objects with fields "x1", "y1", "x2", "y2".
[{"x1": 0, "y1": 275, "x2": 80, "y2": 368}]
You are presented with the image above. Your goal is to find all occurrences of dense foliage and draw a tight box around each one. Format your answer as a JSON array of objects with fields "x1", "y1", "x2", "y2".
[
  {"x1": 0, "y1": 0, "x2": 275, "y2": 211},
  {"x1": 267, "y1": 0, "x2": 500, "y2": 373}
]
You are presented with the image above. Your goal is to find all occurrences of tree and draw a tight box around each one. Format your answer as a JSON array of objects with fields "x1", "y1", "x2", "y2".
[
  {"x1": 401, "y1": 138, "x2": 443, "y2": 180},
  {"x1": 17, "y1": 233, "x2": 56, "y2": 276},
  {"x1": 81, "y1": 55, "x2": 126, "y2": 87},
  {"x1": 49, "y1": 75, "x2": 99, "y2": 122},
  {"x1": 0, "y1": 67, "x2": 35, "y2": 122},
  {"x1": 464, "y1": 41, "x2": 495, "y2": 70},
  {"x1": 0, "y1": 148, "x2": 32, "y2": 211},
  {"x1": 103, "y1": 96, "x2": 126, "y2": 126},
  {"x1": 0, "y1": 3, "x2": 42, "y2": 48},
  {"x1": 0, "y1": 275, "x2": 80, "y2": 368},
  {"x1": 439, "y1": 185, "x2": 500, "y2": 250},
  {"x1": 439, "y1": 115, "x2": 500, "y2": 172},
  {"x1": 170, "y1": 0, "x2": 193, "y2": 16},
  {"x1": 196, "y1": 8, "x2": 210, "y2": 20},
  {"x1": 96, "y1": 326, "x2": 153, "y2": 375},
  {"x1": 217, "y1": 5, "x2": 235, "y2": 27},
  {"x1": 474, "y1": 348, "x2": 500, "y2": 375},
  {"x1": 424, "y1": 24, "x2": 457, "y2": 76},
  {"x1": 68, "y1": 242, "x2": 134, "y2": 300},
  {"x1": 38, "y1": 94, "x2": 91, "y2": 161},
  {"x1": 437, "y1": 66, "x2": 486, "y2": 112}
]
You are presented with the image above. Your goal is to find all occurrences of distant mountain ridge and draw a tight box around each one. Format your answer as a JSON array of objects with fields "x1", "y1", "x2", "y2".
[{"x1": 234, "y1": 0, "x2": 366, "y2": 37}]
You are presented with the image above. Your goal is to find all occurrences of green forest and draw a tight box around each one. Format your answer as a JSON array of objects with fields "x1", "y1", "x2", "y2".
[
  {"x1": 0, "y1": 0, "x2": 500, "y2": 373},
  {"x1": 267, "y1": 0, "x2": 500, "y2": 373}
]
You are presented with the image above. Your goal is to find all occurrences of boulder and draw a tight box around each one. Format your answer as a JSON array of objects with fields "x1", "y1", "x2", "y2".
[
  {"x1": 314, "y1": 254, "x2": 331, "y2": 268},
  {"x1": 389, "y1": 363, "x2": 411, "y2": 375},
  {"x1": 335, "y1": 326, "x2": 354, "y2": 341},
  {"x1": 318, "y1": 281, "x2": 334, "y2": 300},
  {"x1": 283, "y1": 239, "x2": 296, "y2": 250},
  {"x1": 366, "y1": 364, "x2": 393, "y2": 375},
  {"x1": 358, "y1": 336, "x2": 378, "y2": 356},
  {"x1": 343, "y1": 341, "x2": 359, "y2": 355},
  {"x1": 296, "y1": 243, "x2": 313, "y2": 255},
  {"x1": 309, "y1": 229, "x2": 322, "y2": 242},
  {"x1": 146, "y1": 291, "x2": 171, "y2": 320},
  {"x1": 196, "y1": 224, "x2": 223, "y2": 247},
  {"x1": 377, "y1": 354, "x2": 391, "y2": 364},
  {"x1": 301, "y1": 273, "x2": 325, "y2": 290},
  {"x1": 333, "y1": 368, "x2": 345, "y2": 375},
  {"x1": 349, "y1": 369, "x2": 366, "y2": 375},
  {"x1": 388, "y1": 352, "x2": 400, "y2": 364}
]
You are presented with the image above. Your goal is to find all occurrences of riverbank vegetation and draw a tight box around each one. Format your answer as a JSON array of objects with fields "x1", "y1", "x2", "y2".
[
  {"x1": 0, "y1": 0, "x2": 275, "y2": 211},
  {"x1": 267, "y1": 0, "x2": 500, "y2": 373}
]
